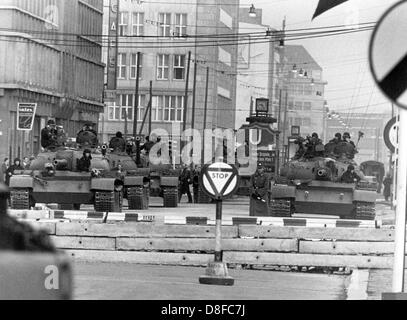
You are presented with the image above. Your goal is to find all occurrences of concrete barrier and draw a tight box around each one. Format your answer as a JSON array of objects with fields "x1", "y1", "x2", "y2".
[{"x1": 0, "y1": 251, "x2": 72, "y2": 300}]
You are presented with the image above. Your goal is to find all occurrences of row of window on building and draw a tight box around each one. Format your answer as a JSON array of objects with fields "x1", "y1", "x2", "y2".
[
  {"x1": 119, "y1": 12, "x2": 188, "y2": 37},
  {"x1": 117, "y1": 53, "x2": 186, "y2": 80},
  {"x1": 108, "y1": 94, "x2": 185, "y2": 122}
]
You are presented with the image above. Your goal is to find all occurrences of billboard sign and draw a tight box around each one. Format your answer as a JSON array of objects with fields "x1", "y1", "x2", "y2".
[{"x1": 17, "y1": 103, "x2": 37, "y2": 131}]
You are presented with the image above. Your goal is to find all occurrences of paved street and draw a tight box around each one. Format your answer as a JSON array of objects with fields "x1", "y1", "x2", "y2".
[{"x1": 72, "y1": 262, "x2": 348, "y2": 300}]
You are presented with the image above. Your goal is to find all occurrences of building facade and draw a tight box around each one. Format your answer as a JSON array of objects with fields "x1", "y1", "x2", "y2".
[
  {"x1": 100, "y1": 0, "x2": 239, "y2": 144},
  {"x1": 275, "y1": 45, "x2": 327, "y2": 148},
  {"x1": 326, "y1": 111, "x2": 391, "y2": 165},
  {"x1": 0, "y1": 0, "x2": 105, "y2": 160}
]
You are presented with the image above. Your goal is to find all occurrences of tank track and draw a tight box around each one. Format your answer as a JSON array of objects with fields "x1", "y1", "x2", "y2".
[
  {"x1": 163, "y1": 187, "x2": 178, "y2": 208},
  {"x1": 269, "y1": 199, "x2": 293, "y2": 217},
  {"x1": 10, "y1": 189, "x2": 33, "y2": 210},
  {"x1": 354, "y1": 202, "x2": 376, "y2": 220},
  {"x1": 94, "y1": 191, "x2": 123, "y2": 212},
  {"x1": 127, "y1": 187, "x2": 149, "y2": 210}
]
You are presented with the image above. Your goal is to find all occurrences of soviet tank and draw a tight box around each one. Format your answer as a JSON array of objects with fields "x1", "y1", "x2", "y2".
[
  {"x1": 9, "y1": 131, "x2": 125, "y2": 212},
  {"x1": 270, "y1": 138, "x2": 377, "y2": 220},
  {"x1": 129, "y1": 137, "x2": 181, "y2": 208}
]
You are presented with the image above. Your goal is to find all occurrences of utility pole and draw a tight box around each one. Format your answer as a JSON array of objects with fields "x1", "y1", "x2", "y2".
[
  {"x1": 133, "y1": 51, "x2": 141, "y2": 137},
  {"x1": 282, "y1": 90, "x2": 288, "y2": 164},
  {"x1": 149, "y1": 80, "x2": 152, "y2": 136},
  {"x1": 191, "y1": 61, "x2": 197, "y2": 130},
  {"x1": 275, "y1": 89, "x2": 282, "y2": 177},
  {"x1": 202, "y1": 67, "x2": 209, "y2": 165},
  {"x1": 183, "y1": 51, "x2": 192, "y2": 133}
]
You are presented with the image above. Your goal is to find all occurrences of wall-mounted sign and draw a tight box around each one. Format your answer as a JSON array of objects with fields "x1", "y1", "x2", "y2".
[
  {"x1": 17, "y1": 103, "x2": 37, "y2": 131},
  {"x1": 255, "y1": 98, "x2": 269, "y2": 114}
]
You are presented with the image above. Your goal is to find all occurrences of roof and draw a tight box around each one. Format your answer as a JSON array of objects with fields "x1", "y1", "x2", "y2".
[{"x1": 283, "y1": 45, "x2": 322, "y2": 71}]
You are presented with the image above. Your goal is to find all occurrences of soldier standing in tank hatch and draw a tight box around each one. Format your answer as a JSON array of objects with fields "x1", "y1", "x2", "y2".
[
  {"x1": 41, "y1": 119, "x2": 58, "y2": 150},
  {"x1": 77, "y1": 149, "x2": 92, "y2": 172},
  {"x1": 249, "y1": 162, "x2": 270, "y2": 216}
]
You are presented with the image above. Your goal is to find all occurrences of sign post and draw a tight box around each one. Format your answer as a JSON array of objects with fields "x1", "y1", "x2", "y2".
[
  {"x1": 199, "y1": 162, "x2": 239, "y2": 286},
  {"x1": 369, "y1": 0, "x2": 407, "y2": 299}
]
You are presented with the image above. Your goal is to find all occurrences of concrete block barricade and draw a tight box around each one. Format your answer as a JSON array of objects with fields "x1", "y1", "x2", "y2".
[
  {"x1": 55, "y1": 222, "x2": 239, "y2": 238},
  {"x1": 116, "y1": 238, "x2": 298, "y2": 253},
  {"x1": 8, "y1": 209, "x2": 50, "y2": 220},
  {"x1": 238, "y1": 225, "x2": 394, "y2": 242}
]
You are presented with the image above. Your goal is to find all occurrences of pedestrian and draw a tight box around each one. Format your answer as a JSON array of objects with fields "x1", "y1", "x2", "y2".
[
  {"x1": 77, "y1": 149, "x2": 92, "y2": 172},
  {"x1": 192, "y1": 165, "x2": 201, "y2": 203},
  {"x1": 0, "y1": 158, "x2": 9, "y2": 184},
  {"x1": 383, "y1": 174, "x2": 392, "y2": 202},
  {"x1": 5, "y1": 158, "x2": 24, "y2": 186},
  {"x1": 22, "y1": 156, "x2": 30, "y2": 170},
  {"x1": 340, "y1": 164, "x2": 361, "y2": 184},
  {"x1": 179, "y1": 164, "x2": 192, "y2": 203},
  {"x1": 249, "y1": 163, "x2": 270, "y2": 216}
]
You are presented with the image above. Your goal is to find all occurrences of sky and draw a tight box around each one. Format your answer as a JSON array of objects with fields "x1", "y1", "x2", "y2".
[{"x1": 240, "y1": 0, "x2": 400, "y2": 116}]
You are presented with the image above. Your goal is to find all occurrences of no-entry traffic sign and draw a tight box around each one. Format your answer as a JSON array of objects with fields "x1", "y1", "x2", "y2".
[
  {"x1": 369, "y1": 1, "x2": 407, "y2": 109},
  {"x1": 200, "y1": 162, "x2": 239, "y2": 200}
]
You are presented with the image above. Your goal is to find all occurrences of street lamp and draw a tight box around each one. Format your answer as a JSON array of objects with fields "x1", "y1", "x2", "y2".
[{"x1": 249, "y1": 4, "x2": 256, "y2": 17}]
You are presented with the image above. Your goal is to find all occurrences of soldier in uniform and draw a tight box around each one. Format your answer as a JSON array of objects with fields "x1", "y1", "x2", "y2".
[
  {"x1": 77, "y1": 149, "x2": 92, "y2": 172},
  {"x1": 141, "y1": 136, "x2": 155, "y2": 155},
  {"x1": 41, "y1": 119, "x2": 58, "y2": 150},
  {"x1": 192, "y1": 165, "x2": 201, "y2": 203},
  {"x1": 340, "y1": 165, "x2": 361, "y2": 184},
  {"x1": 76, "y1": 123, "x2": 98, "y2": 147},
  {"x1": 109, "y1": 131, "x2": 126, "y2": 153},
  {"x1": 179, "y1": 164, "x2": 193, "y2": 203},
  {"x1": 342, "y1": 132, "x2": 358, "y2": 159},
  {"x1": 324, "y1": 133, "x2": 342, "y2": 157},
  {"x1": 249, "y1": 163, "x2": 270, "y2": 216}
]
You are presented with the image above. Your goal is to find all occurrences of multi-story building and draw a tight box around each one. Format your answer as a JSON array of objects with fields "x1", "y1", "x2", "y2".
[
  {"x1": 275, "y1": 45, "x2": 327, "y2": 148},
  {"x1": 0, "y1": 0, "x2": 104, "y2": 159},
  {"x1": 326, "y1": 111, "x2": 391, "y2": 165},
  {"x1": 236, "y1": 7, "x2": 277, "y2": 130},
  {"x1": 100, "y1": 0, "x2": 239, "y2": 144}
]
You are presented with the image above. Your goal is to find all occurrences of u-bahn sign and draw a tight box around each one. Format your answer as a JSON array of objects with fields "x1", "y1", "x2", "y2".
[
  {"x1": 200, "y1": 162, "x2": 239, "y2": 200},
  {"x1": 369, "y1": 1, "x2": 407, "y2": 109},
  {"x1": 17, "y1": 103, "x2": 37, "y2": 131},
  {"x1": 384, "y1": 116, "x2": 398, "y2": 153}
]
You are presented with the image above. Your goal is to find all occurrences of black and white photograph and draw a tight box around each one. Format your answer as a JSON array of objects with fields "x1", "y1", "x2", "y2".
[{"x1": 0, "y1": 0, "x2": 407, "y2": 306}]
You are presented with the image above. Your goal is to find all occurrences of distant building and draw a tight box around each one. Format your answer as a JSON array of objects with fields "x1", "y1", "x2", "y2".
[
  {"x1": 275, "y1": 45, "x2": 328, "y2": 148},
  {"x1": 236, "y1": 8, "x2": 277, "y2": 131},
  {"x1": 0, "y1": 0, "x2": 104, "y2": 159},
  {"x1": 326, "y1": 111, "x2": 391, "y2": 165},
  {"x1": 100, "y1": 0, "x2": 239, "y2": 144}
]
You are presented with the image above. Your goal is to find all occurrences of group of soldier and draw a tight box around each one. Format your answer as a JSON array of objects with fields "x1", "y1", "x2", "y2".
[{"x1": 294, "y1": 132, "x2": 358, "y2": 160}]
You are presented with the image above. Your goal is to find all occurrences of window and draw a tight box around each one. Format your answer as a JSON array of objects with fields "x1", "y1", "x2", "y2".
[
  {"x1": 157, "y1": 54, "x2": 170, "y2": 80},
  {"x1": 119, "y1": 94, "x2": 134, "y2": 120},
  {"x1": 303, "y1": 118, "x2": 311, "y2": 126},
  {"x1": 174, "y1": 13, "x2": 187, "y2": 37},
  {"x1": 173, "y1": 54, "x2": 185, "y2": 80},
  {"x1": 130, "y1": 53, "x2": 143, "y2": 79},
  {"x1": 304, "y1": 85, "x2": 313, "y2": 95},
  {"x1": 135, "y1": 95, "x2": 147, "y2": 121},
  {"x1": 303, "y1": 101, "x2": 312, "y2": 110},
  {"x1": 152, "y1": 96, "x2": 184, "y2": 122},
  {"x1": 108, "y1": 104, "x2": 120, "y2": 120},
  {"x1": 158, "y1": 13, "x2": 171, "y2": 37},
  {"x1": 288, "y1": 100, "x2": 294, "y2": 110},
  {"x1": 132, "y1": 12, "x2": 144, "y2": 36},
  {"x1": 294, "y1": 101, "x2": 302, "y2": 110},
  {"x1": 117, "y1": 53, "x2": 127, "y2": 79},
  {"x1": 119, "y1": 12, "x2": 129, "y2": 36}
]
